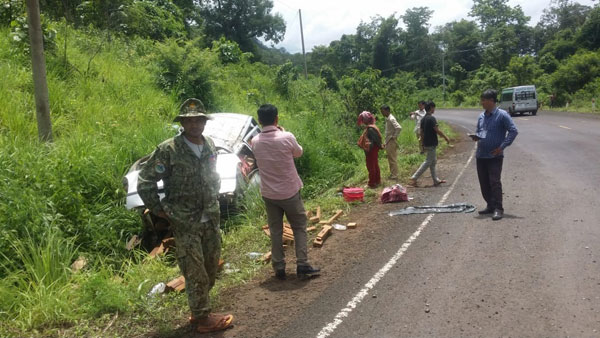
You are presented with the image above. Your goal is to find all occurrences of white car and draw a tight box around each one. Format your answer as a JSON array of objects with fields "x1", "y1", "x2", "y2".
[{"x1": 123, "y1": 113, "x2": 261, "y2": 248}]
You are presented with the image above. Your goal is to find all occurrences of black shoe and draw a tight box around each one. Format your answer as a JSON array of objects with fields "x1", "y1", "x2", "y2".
[
  {"x1": 275, "y1": 269, "x2": 286, "y2": 280},
  {"x1": 297, "y1": 265, "x2": 321, "y2": 279},
  {"x1": 478, "y1": 207, "x2": 494, "y2": 215},
  {"x1": 492, "y1": 209, "x2": 503, "y2": 221}
]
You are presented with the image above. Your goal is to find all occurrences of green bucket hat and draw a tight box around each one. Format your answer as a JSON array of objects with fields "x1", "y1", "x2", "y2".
[{"x1": 174, "y1": 98, "x2": 211, "y2": 122}]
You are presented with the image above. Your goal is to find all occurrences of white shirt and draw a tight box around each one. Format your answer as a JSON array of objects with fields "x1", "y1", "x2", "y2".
[{"x1": 385, "y1": 114, "x2": 402, "y2": 144}]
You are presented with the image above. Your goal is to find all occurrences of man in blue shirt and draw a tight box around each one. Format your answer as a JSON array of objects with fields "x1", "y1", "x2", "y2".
[{"x1": 469, "y1": 89, "x2": 518, "y2": 221}]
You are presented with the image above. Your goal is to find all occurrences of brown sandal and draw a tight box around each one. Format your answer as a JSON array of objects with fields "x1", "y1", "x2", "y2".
[{"x1": 194, "y1": 313, "x2": 234, "y2": 333}]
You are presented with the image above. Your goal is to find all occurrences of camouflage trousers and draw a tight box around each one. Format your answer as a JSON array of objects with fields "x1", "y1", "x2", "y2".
[{"x1": 173, "y1": 219, "x2": 222, "y2": 319}]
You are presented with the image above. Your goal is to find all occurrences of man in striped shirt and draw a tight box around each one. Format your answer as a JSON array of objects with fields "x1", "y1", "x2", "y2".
[{"x1": 470, "y1": 89, "x2": 518, "y2": 221}]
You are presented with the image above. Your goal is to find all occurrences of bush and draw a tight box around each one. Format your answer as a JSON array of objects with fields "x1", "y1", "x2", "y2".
[{"x1": 153, "y1": 38, "x2": 217, "y2": 106}]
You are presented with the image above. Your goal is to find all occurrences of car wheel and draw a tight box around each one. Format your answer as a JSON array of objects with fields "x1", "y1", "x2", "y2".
[{"x1": 532, "y1": 110, "x2": 537, "y2": 116}]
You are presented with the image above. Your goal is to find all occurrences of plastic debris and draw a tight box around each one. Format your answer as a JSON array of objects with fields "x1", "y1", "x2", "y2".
[
  {"x1": 389, "y1": 203, "x2": 476, "y2": 216},
  {"x1": 247, "y1": 252, "x2": 262, "y2": 259},
  {"x1": 332, "y1": 223, "x2": 347, "y2": 231},
  {"x1": 148, "y1": 282, "x2": 166, "y2": 297}
]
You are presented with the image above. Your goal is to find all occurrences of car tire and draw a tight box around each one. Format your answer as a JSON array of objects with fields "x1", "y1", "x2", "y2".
[{"x1": 532, "y1": 110, "x2": 537, "y2": 116}]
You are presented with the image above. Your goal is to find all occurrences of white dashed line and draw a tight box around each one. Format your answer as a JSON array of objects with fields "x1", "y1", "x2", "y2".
[
  {"x1": 559, "y1": 125, "x2": 572, "y2": 130},
  {"x1": 316, "y1": 146, "x2": 477, "y2": 338}
]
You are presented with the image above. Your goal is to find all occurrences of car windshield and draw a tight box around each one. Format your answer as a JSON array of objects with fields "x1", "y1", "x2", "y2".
[{"x1": 204, "y1": 114, "x2": 249, "y2": 151}]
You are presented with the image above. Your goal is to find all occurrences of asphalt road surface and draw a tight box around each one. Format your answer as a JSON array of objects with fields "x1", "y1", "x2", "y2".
[{"x1": 275, "y1": 109, "x2": 600, "y2": 338}]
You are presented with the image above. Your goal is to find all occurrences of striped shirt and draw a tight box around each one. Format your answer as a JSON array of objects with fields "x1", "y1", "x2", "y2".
[
  {"x1": 251, "y1": 125, "x2": 304, "y2": 200},
  {"x1": 475, "y1": 107, "x2": 518, "y2": 159}
]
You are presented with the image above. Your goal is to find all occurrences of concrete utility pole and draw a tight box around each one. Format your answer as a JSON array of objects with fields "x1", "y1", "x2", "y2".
[
  {"x1": 442, "y1": 52, "x2": 446, "y2": 105},
  {"x1": 299, "y1": 9, "x2": 308, "y2": 80},
  {"x1": 26, "y1": 0, "x2": 53, "y2": 142}
]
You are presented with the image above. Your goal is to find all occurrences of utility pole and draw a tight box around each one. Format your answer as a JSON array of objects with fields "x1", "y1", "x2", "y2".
[
  {"x1": 299, "y1": 9, "x2": 308, "y2": 80},
  {"x1": 25, "y1": 0, "x2": 53, "y2": 142},
  {"x1": 442, "y1": 52, "x2": 446, "y2": 105}
]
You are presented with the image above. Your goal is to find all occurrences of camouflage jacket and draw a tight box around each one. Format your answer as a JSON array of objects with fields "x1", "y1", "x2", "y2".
[{"x1": 137, "y1": 134, "x2": 221, "y2": 226}]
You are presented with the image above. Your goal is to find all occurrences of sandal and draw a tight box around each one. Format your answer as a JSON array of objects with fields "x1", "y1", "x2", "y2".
[
  {"x1": 407, "y1": 179, "x2": 418, "y2": 187},
  {"x1": 433, "y1": 179, "x2": 447, "y2": 186},
  {"x1": 192, "y1": 313, "x2": 234, "y2": 333}
]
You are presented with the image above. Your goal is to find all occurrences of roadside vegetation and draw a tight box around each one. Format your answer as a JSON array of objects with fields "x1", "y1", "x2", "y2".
[{"x1": 1, "y1": 0, "x2": 596, "y2": 336}]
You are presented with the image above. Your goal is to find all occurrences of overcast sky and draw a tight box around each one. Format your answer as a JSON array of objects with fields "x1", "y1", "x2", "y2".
[{"x1": 267, "y1": 0, "x2": 598, "y2": 53}]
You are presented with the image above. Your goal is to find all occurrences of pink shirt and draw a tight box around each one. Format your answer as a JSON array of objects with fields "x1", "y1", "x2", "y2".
[{"x1": 251, "y1": 125, "x2": 303, "y2": 200}]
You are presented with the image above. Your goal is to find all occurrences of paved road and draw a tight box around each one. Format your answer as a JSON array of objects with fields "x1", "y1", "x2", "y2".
[{"x1": 276, "y1": 110, "x2": 600, "y2": 338}]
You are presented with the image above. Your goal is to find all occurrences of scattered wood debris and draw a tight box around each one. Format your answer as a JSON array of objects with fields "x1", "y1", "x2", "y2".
[
  {"x1": 125, "y1": 235, "x2": 141, "y2": 250},
  {"x1": 319, "y1": 209, "x2": 343, "y2": 225},
  {"x1": 309, "y1": 206, "x2": 321, "y2": 223},
  {"x1": 347, "y1": 222, "x2": 357, "y2": 229},
  {"x1": 166, "y1": 275, "x2": 185, "y2": 292},
  {"x1": 262, "y1": 224, "x2": 294, "y2": 243},
  {"x1": 149, "y1": 237, "x2": 176, "y2": 258},
  {"x1": 261, "y1": 251, "x2": 272, "y2": 263},
  {"x1": 313, "y1": 225, "x2": 332, "y2": 247},
  {"x1": 307, "y1": 226, "x2": 317, "y2": 232}
]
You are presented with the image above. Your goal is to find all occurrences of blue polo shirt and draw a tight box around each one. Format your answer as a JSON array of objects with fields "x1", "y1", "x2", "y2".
[{"x1": 475, "y1": 107, "x2": 518, "y2": 159}]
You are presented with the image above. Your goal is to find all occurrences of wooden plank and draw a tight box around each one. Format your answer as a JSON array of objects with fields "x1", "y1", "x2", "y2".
[
  {"x1": 126, "y1": 235, "x2": 141, "y2": 250},
  {"x1": 307, "y1": 226, "x2": 317, "y2": 232},
  {"x1": 309, "y1": 206, "x2": 321, "y2": 224},
  {"x1": 149, "y1": 237, "x2": 176, "y2": 258},
  {"x1": 313, "y1": 225, "x2": 332, "y2": 247},
  {"x1": 166, "y1": 276, "x2": 186, "y2": 292},
  {"x1": 261, "y1": 251, "x2": 272, "y2": 263},
  {"x1": 347, "y1": 222, "x2": 357, "y2": 229},
  {"x1": 319, "y1": 209, "x2": 343, "y2": 225}
]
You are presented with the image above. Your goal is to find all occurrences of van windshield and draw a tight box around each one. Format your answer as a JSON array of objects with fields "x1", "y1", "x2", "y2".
[{"x1": 515, "y1": 91, "x2": 536, "y2": 101}]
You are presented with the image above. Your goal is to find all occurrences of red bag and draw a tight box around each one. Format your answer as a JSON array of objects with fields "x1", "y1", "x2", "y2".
[
  {"x1": 380, "y1": 184, "x2": 408, "y2": 203},
  {"x1": 343, "y1": 187, "x2": 364, "y2": 202}
]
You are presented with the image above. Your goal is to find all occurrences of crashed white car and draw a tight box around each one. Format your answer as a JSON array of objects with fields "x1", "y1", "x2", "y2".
[{"x1": 123, "y1": 113, "x2": 261, "y2": 246}]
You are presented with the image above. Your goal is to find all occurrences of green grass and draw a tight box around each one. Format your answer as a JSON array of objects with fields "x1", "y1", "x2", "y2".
[{"x1": 0, "y1": 24, "x2": 456, "y2": 337}]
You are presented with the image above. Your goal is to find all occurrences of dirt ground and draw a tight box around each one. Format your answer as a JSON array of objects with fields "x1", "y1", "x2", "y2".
[{"x1": 149, "y1": 130, "x2": 471, "y2": 338}]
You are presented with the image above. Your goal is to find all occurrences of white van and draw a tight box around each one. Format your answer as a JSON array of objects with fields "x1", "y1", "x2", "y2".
[{"x1": 499, "y1": 85, "x2": 539, "y2": 116}]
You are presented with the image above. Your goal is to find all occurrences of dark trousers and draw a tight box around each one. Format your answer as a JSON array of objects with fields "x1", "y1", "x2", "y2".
[
  {"x1": 262, "y1": 192, "x2": 309, "y2": 271},
  {"x1": 365, "y1": 147, "x2": 381, "y2": 187},
  {"x1": 476, "y1": 157, "x2": 504, "y2": 211}
]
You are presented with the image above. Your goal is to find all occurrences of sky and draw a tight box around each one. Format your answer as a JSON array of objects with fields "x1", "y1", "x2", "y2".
[{"x1": 267, "y1": 0, "x2": 598, "y2": 53}]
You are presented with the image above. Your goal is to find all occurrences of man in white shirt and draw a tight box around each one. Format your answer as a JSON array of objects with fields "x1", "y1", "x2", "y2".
[
  {"x1": 380, "y1": 104, "x2": 402, "y2": 180},
  {"x1": 410, "y1": 100, "x2": 426, "y2": 139}
]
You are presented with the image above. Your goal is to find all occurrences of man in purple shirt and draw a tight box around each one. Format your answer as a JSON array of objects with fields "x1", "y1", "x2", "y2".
[
  {"x1": 251, "y1": 104, "x2": 320, "y2": 280},
  {"x1": 470, "y1": 89, "x2": 518, "y2": 221}
]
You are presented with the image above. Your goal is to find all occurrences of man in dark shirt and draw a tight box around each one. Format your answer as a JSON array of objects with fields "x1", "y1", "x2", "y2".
[{"x1": 409, "y1": 101, "x2": 451, "y2": 187}]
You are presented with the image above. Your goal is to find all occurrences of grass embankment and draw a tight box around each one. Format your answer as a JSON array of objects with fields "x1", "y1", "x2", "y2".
[{"x1": 0, "y1": 26, "x2": 455, "y2": 337}]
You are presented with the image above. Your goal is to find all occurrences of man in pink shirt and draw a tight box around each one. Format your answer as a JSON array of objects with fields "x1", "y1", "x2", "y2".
[{"x1": 251, "y1": 104, "x2": 320, "y2": 280}]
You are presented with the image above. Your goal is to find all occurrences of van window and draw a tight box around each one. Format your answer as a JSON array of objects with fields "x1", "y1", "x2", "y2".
[
  {"x1": 515, "y1": 91, "x2": 536, "y2": 101},
  {"x1": 501, "y1": 92, "x2": 513, "y2": 102}
]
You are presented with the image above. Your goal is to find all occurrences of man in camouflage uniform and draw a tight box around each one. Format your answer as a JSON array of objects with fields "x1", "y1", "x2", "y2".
[{"x1": 137, "y1": 98, "x2": 233, "y2": 333}]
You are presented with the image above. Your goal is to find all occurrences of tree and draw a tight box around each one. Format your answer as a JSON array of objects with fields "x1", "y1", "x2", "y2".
[
  {"x1": 401, "y1": 7, "x2": 438, "y2": 73},
  {"x1": 200, "y1": 0, "x2": 285, "y2": 52},
  {"x1": 25, "y1": 0, "x2": 53, "y2": 142},
  {"x1": 438, "y1": 19, "x2": 482, "y2": 72},
  {"x1": 534, "y1": 0, "x2": 591, "y2": 54},
  {"x1": 372, "y1": 15, "x2": 399, "y2": 73},
  {"x1": 507, "y1": 55, "x2": 541, "y2": 85},
  {"x1": 577, "y1": 6, "x2": 600, "y2": 50}
]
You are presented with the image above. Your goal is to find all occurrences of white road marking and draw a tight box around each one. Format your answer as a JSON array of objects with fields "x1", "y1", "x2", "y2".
[
  {"x1": 559, "y1": 125, "x2": 572, "y2": 130},
  {"x1": 316, "y1": 146, "x2": 477, "y2": 338}
]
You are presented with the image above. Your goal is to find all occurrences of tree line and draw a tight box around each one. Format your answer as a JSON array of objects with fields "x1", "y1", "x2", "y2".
[{"x1": 1, "y1": 0, "x2": 599, "y2": 108}]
